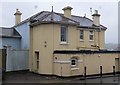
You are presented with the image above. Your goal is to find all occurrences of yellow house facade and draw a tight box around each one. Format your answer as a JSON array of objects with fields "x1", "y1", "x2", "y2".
[{"x1": 29, "y1": 6, "x2": 119, "y2": 77}]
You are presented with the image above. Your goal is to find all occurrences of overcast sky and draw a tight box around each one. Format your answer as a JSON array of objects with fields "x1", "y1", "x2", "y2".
[{"x1": 0, "y1": 0, "x2": 119, "y2": 44}]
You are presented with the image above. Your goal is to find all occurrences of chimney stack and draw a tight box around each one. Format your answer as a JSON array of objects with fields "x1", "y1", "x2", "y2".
[
  {"x1": 62, "y1": 6, "x2": 73, "y2": 19},
  {"x1": 92, "y1": 10, "x2": 100, "y2": 26},
  {"x1": 14, "y1": 9, "x2": 22, "y2": 25}
]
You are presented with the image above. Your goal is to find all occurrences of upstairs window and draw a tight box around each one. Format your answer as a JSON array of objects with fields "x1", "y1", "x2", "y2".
[
  {"x1": 61, "y1": 25, "x2": 68, "y2": 43},
  {"x1": 89, "y1": 30, "x2": 94, "y2": 41},
  {"x1": 80, "y1": 30, "x2": 84, "y2": 41}
]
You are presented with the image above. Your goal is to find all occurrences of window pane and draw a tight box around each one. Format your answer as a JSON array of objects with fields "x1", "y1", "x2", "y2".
[
  {"x1": 90, "y1": 35, "x2": 93, "y2": 40},
  {"x1": 90, "y1": 31, "x2": 93, "y2": 34},
  {"x1": 72, "y1": 60, "x2": 76, "y2": 65},
  {"x1": 61, "y1": 25, "x2": 67, "y2": 42},
  {"x1": 89, "y1": 30, "x2": 94, "y2": 40},
  {"x1": 80, "y1": 30, "x2": 84, "y2": 40},
  {"x1": 71, "y1": 58, "x2": 77, "y2": 66}
]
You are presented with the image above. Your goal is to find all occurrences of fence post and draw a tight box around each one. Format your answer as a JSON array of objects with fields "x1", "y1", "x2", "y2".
[
  {"x1": 100, "y1": 66, "x2": 102, "y2": 77},
  {"x1": 113, "y1": 66, "x2": 115, "y2": 75},
  {"x1": 113, "y1": 66, "x2": 116, "y2": 82},
  {"x1": 84, "y1": 66, "x2": 86, "y2": 79},
  {"x1": 100, "y1": 66, "x2": 103, "y2": 84}
]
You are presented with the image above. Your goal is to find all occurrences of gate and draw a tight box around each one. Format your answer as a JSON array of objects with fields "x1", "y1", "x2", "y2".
[
  {"x1": 6, "y1": 49, "x2": 29, "y2": 71},
  {"x1": 0, "y1": 49, "x2": 6, "y2": 81}
]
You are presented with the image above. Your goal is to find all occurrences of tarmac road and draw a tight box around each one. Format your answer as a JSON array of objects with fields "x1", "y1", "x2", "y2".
[{"x1": 2, "y1": 70, "x2": 120, "y2": 84}]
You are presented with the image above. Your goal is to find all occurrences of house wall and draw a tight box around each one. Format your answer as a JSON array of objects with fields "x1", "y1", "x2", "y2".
[
  {"x1": 77, "y1": 28, "x2": 105, "y2": 50},
  {"x1": 0, "y1": 38, "x2": 2, "y2": 49},
  {"x1": 15, "y1": 22, "x2": 30, "y2": 49},
  {"x1": 53, "y1": 53, "x2": 119, "y2": 77},
  {"x1": 30, "y1": 23, "x2": 106, "y2": 75},
  {"x1": 53, "y1": 24, "x2": 77, "y2": 50},
  {"x1": 53, "y1": 24, "x2": 105, "y2": 50},
  {"x1": 2, "y1": 38, "x2": 20, "y2": 49},
  {"x1": 30, "y1": 24, "x2": 54, "y2": 74}
]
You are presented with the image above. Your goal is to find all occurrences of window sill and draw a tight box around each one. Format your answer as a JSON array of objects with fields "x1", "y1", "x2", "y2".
[
  {"x1": 71, "y1": 65, "x2": 77, "y2": 68},
  {"x1": 60, "y1": 42, "x2": 69, "y2": 45},
  {"x1": 71, "y1": 68, "x2": 79, "y2": 70},
  {"x1": 80, "y1": 40, "x2": 84, "y2": 42},
  {"x1": 89, "y1": 40, "x2": 94, "y2": 42}
]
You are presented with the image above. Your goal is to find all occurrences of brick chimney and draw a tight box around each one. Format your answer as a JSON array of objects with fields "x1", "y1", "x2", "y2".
[
  {"x1": 92, "y1": 10, "x2": 100, "y2": 26},
  {"x1": 14, "y1": 9, "x2": 22, "y2": 25},
  {"x1": 62, "y1": 6, "x2": 73, "y2": 19}
]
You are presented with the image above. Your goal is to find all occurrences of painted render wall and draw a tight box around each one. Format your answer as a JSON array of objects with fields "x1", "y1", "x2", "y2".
[
  {"x1": 2, "y1": 38, "x2": 21, "y2": 49},
  {"x1": 53, "y1": 53, "x2": 119, "y2": 77},
  {"x1": 0, "y1": 37, "x2": 20, "y2": 49},
  {"x1": 0, "y1": 38, "x2": 2, "y2": 49},
  {"x1": 30, "y1": 24, "x2": 54, "y2": 74},
  {"x1": 15, "y1": 22, "x2": 30, "y2": 49},
  {"x1": 30, "y1": 23, "x2": 106, "y2": 75},
  {"x1": 53, "y1": 26, "x2": 105, "y2": 50}
]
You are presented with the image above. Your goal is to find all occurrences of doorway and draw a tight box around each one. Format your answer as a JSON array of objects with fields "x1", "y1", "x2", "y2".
[
  {"x1": 35, "y1": 51, "x2": 39, "y2": 72},
  {"x1": 115, "y1": 58, "x2": 119, "y2": 72}
]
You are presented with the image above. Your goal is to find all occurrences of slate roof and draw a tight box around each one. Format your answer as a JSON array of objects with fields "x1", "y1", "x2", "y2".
[
  {"x1": 71, "y1": 15, "x2": 107, "y2": 29},
  {"x1": 0, "y1": 27, "x2": 21, "y2": 38},
  {"x1": 30, "y1": 11, "x2": 79, "y2": 26},
  {"x1": 14, "y1": 11, "x2": 107, "y2": 30}
]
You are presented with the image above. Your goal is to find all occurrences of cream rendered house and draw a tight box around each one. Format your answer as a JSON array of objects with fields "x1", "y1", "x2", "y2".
[{"x1": 29, "y1": 6, "x2": 120, "y2": 77}]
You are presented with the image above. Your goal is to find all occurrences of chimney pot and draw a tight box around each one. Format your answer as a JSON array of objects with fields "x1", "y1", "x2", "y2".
[
  {"x1": 95, "y1": 10, "x2": 98, "y2": 14},
  {"x1": 62, "y1": 6, "x2": 73, "y2": 11}
]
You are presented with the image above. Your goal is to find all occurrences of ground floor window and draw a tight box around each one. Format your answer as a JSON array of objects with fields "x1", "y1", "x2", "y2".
[{"x1": 71, "y1": 57, "x2": 78, "y2": 67}]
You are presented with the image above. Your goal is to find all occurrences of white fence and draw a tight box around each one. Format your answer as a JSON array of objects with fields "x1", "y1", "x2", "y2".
[{"x1": 6, "y1": 48, "x2": 29, "y2": 72}]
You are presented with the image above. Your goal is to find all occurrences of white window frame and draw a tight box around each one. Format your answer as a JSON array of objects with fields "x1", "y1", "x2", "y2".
[
  {"x1": 71, "y1": 58, "x2": 78, "y2": 67},
  {"x1": 80, "y1": 30, "x2": 84, "y2": 41},
  {"x1": 60, "y1": 25, "x2": 68, "y2": 43},
  {"x1": 89, "y1": 30, "x2": 94, "y2": 41}
]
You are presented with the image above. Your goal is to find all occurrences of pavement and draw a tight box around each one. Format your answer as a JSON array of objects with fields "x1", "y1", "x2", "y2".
[{"x1": 1, "y1": 70, "x2": 120, "y2": 84}]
